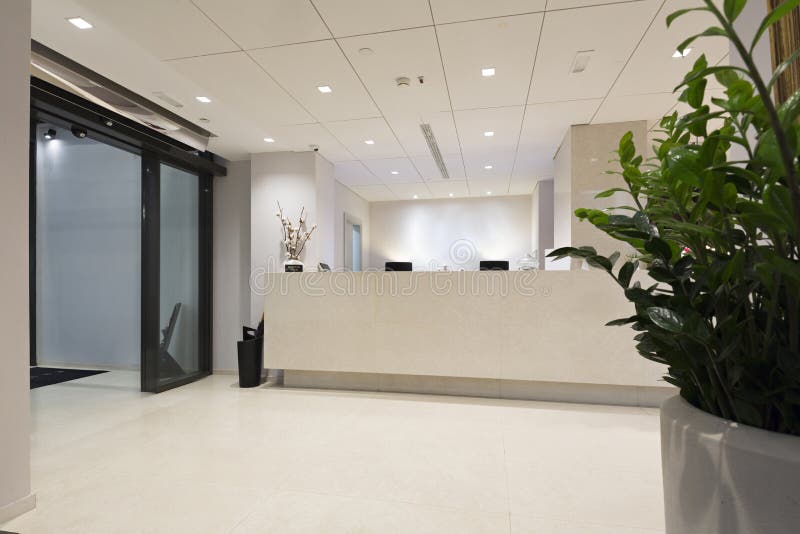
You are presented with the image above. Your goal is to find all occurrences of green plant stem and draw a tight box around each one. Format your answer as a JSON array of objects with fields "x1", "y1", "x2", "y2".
[{"x1": 705, "y1": 0, "x2": 800, "y2": 240}]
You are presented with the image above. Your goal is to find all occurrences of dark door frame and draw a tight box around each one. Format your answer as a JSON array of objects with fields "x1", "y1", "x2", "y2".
[{"x1": 30, "y1": 77, "x2": 221, "y2": 392}]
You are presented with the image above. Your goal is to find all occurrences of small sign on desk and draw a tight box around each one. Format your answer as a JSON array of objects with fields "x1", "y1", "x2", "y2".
[{"x1": 285, "y1": 264, "x2": 303, "y2": 273}]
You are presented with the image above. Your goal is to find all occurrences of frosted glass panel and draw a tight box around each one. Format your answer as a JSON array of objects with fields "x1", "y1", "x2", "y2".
[
  {"x1": 36, "y1": 123, "x2": 141, "y2": 368},
  {"x1": 159, "y1": 164, "x2": 199, "y2": 382}
]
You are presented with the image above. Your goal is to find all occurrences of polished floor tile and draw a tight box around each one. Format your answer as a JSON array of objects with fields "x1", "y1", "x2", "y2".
[{"x1": 3, "y1": 371, "x2": 665, "y2": 533}]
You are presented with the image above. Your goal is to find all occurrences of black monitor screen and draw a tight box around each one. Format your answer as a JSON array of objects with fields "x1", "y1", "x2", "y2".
[
  {"x1": 385, "y1": 261, "x2": 412, "y2": 272},
  {"x1": 479, "y1": 260, "x2": 509, "y2": 271}
]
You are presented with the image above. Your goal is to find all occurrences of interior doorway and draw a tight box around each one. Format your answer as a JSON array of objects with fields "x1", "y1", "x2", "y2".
[{"x1": 343, "y1": 213, "x2": 363, "y2": 272}]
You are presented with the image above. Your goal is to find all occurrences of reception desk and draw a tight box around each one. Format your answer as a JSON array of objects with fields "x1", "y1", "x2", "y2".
[{"x1": 262, "y1": 270, "x2": 672, "y2": 406}]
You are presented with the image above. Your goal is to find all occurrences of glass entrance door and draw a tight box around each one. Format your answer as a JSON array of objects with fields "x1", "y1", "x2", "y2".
[{"x1": 141, "y1": 159, "x2": 211, "y2": 392}]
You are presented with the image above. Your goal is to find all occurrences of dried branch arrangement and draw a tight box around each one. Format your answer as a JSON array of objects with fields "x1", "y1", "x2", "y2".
[{"x1": 276, "y1": 202, "x2": 316, "y2": 261}]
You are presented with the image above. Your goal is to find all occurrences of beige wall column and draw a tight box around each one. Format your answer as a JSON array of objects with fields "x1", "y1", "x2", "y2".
[
  {"x1": 554, "y1": 121, "x2": 648, "y2": 265},
  {"x1": 0, "y1": 0, "x2": 35, "y2": 523}
]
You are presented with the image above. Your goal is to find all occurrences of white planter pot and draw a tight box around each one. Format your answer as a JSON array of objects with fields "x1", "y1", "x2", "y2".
[{"x1": 660, "y1": 395, "x2": 800, "y2": 534}]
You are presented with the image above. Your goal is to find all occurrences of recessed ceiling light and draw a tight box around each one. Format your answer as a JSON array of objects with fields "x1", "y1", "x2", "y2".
[
  {"x1": 672, "y1": 48, "x2": 692, "y2": 58},
  {"x1": 390, "y1": 171, "x2": 399, "y2": 175},
  {"x1": 484, "y1": 165, "x2": 493, "y2": 170},
  {"x1": 358, "y1": 48, "x2": 374, "y2": 56},
  {"x1": 67, "y1": 17, "x2": 93, "y2": 29},
  {"x1": 413, "y1": 194, "x2": 419, "y2": 199},
  {"x1": 484, "y1": 131, "x2": 494, "y2": 137},
  {"x1": 198, "y1": 117, "x2": 210, "y2": 123},
  {"x1": 448, "y1": 193, "x2": 454, "y2": 197},
  {"x1": 481, "y1": 67, "x2": 496, "y2": 77},
  {"x1": 364, "y1": 139, "x2": 375, "y2": 145},
  {"x1": 196, "y1": 96, "x2": 211, "y2": 103},
  {"x1": 317, "y1": 85, "x2": 332, "y2": 93},
  {"x1": 486, "y1": 191, "x2": 492, "y2": 195},
  {"x1": 264, "y1": 137, "x2": 275, "y2": 143}
]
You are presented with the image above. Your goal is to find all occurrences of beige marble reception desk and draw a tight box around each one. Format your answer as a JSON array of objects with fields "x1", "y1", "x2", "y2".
[{"x1": 262, "y1": 271, "x2": 672, "y2": 405}]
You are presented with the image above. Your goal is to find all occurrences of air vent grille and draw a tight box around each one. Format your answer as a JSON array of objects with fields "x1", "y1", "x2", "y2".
[{"x1": 420, "y1": 123, "x2": 449, "y2": 180}]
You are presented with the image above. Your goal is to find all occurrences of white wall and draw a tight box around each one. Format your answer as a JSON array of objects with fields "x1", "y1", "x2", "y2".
[
  {"x1": 36, "y1": 132, "x2": 141, "y2": 369},
  {"x1": 532, "y1": 180, "x2": 554, "y2": 268},
  {"x1": 553, "y1": 129, "x2": 572, "y2": 249},
  {"x1": 370, "y1": 195, "x2": 532, "y2": 271},
  {"x1": 0, "y1": 0, "x2": 34, "y2": 522},
  {"x1": 213, "y1": 160, "x2": 251, "y2": 372},
  {"x1": 333, "y1": 182, "x2": 370, "y2": 270},
  {"x1": 314, "y1": 155, "x2": 336, "y2": 267}
]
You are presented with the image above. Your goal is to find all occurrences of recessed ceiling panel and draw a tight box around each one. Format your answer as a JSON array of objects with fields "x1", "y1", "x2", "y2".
[
  {"x1": 528, "y1": 0, "x2": 661, "y2": 103},
  {"x1": 437, "y1": 13, "x2": 543, "y2": 109},
  {"x1": 349, "y1": 184, "x2": 397, "y2": 201},
  {"x1": 453, "y1": 106, "x2": 524, "y2": 152},
  {"x1": 462, "y1": 149, "x2": 517, "y2": 182},
  {"x1": 427, "y1": 180, "x2": 470, "y2": 198},
  {"x1": 249, "y1": 40, "x2": 381, "y2": 122},
  {"x1": 192, "y1": 0, "x2": 331, "y2": 49},
  {"x1": 508, "y1": 175, "x2": 539, "y2": 195},
  {"x1": 324, "y1": 117, "x2": 406, "y2": 160},
  {"x1": 334, "y1": 161, "x2": 382, "y2": 186},
  {"x1": 519, "y1": 98, "x2": 601, "y2": 150},
  {"x1": 430, "y1": 0, "x2": 546, "y2": 24},
  {"x1": 512, "y1": 147, "x2": 556, "y2": 181},
  {"x1": 592, "y1": 93, "x2": 680, "y2": 124},
  {"x1": 610, "y1": 0, "x2": 729, "y2": 96},
  {"x1": 387, "y1": 182, "x2": 433, "y2": 200},
  {"x1": 411, "y1": 153, "x2": 467, "y2": 182},
  {"x1": 168, "y1": 52, "x2": 315, "y2": 126},
  {"x1": 384, "y1": 111, "x2": 461, "y2": 157},
  {"x1": 362, "y1": 158, "x2": 422, "y2": 183},
  {"x1": 258, "y1": 123, "x2": 355, "y2": 163},
  {"x1": 340, "y1": 28, "x2": 451, "y2": 116},
  {"x1": 74, "y1": 0, "x2": 239, "y2": 60},
  {"x1": 468, "y1": 177, "x2": 512, "y2": 197},
  {"x1": 311, "y1": 0, "x2": 432, "y2": 37}
]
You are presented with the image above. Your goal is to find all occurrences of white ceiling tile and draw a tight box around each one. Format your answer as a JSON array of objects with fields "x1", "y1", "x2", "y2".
[
  {"x1": 410, "y1": 153, "x2": 467, "y2": 181},
  {"x1": 512, "y1": 147, "x2": 556, "y2": 181},
  {"x1": 468, "y1": 178, "x2": 512, "y2": 197},
  {"x1": 349, "y1": 184, "x2": 397, "y2": 201},
  {"x1": 611, "y1": 0, "x2": 729, "y2": 96},
  {"x1": 324, "y1": 118, "x2": 406, "y2": 160},
  {"x1": 463, "y1": 149, "x2": 517, "y2": 181},
  {"x1": 437, "y1": 13, "x2": 543, "y2": 109},
  {"x1": 430, "y1": 0, "x2": 545, "y2": 24},
  {"x1": 74, "y1": 0, "x2": 239, "y2": 60},
  {"x1": 547, "y1": 0, "x2": 647, "y2": 10},
  {"x1": 528, "y1": 0, "x2": 662, "y2": 103},
  {"x1": 168, "y1": 52, "x2": 315, "y2": 126},
  {"x1": 509, "y1": 175, "x2": 539, "y2": 195},
  {"x1": 453, "y1": 106, "x2": 524, "y2": 152},
  {"x1": 192, "y1": 0, "x2": 330, "y2": 49},
  {"x1": 362, "y1": 158, "x2": 421, "y2": 183},
  {"x1": 248, "y1": 41, "x2": 380, "y2": 122},
  {"x1": 312, "y1": 0, "x2": 432, "y2": 37},
  {"x1": 339, "y1": 28, "x2": 451, "y2": 116},
  {"x1": 384, "y1": 111, "x2": 461, "y2": 156},
  {"x1": 334, "y1": 161, "x2": 382, "y2": 186},
  {"x1": 592, "y1": 92, "x2": 680, "y2": 124},
  {"x1": 426, "y1": 180, "x2": 470, "y2": 198},
  {"x1": 519, "y1": 99, "x2": 601, "y2": 149},
  {"x1": 387, "y1": 182, "x2": 433, "y2": 200},
  {"x1": 257, "y1": 123, "x2": 355, "y2": 162}
]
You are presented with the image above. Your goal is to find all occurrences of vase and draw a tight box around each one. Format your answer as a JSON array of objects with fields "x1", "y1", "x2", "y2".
[
  {"x1": 660, "y1": 395, "x2": 800, "y2": 534},
  {"x1": 283, "y1": 258, "x2": 303, "y2": 272}
]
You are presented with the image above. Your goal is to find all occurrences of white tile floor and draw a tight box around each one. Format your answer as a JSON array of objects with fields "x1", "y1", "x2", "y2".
[{"x1": 4, "y1": 371, "x2": 666, "y2": 533}]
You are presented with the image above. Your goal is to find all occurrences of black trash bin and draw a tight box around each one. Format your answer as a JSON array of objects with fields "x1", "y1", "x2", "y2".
[{"x1": 237, "y1": 335, "x2": 263, "y2": 388}]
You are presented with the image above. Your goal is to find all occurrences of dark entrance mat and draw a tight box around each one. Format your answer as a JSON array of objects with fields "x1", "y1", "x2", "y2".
[{"x1": 30, "y1": 367, "x2": 108, "y2": 389}]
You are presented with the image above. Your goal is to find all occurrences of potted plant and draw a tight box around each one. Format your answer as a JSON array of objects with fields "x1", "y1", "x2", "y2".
[
  {"x1": 548, "y1": 1, "x2": 799, "y2": 532},
  {"x1": 276, "y1": 202, "x2": 316, "y2": 272}
]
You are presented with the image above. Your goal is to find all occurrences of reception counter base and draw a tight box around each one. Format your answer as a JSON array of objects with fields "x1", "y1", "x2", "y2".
[{"x1": 283, "y1": 370, "x2": 675, "y2": 408}]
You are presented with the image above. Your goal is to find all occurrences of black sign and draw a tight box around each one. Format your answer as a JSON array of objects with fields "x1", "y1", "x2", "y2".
[{"x1": 284, "y1": 264, "x2": 303, "y2": 273}]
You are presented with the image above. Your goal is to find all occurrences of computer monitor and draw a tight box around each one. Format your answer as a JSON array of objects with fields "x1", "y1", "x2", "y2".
[
  {"x1": 479, "y1": 260, "x2": 509, "y2": 271},
  {"x1": 385, "y1": 261, "x2": 412, "y2": 272}
]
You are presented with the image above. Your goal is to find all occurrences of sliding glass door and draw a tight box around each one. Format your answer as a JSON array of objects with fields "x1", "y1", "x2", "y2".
[{"x1": 141, "y1": 158, "x2": 211, "y2": 392}]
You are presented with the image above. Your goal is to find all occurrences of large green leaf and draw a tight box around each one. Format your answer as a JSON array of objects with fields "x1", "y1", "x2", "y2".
[
  {"x1": 723, "y1": 0, "x2": 746, "y2": 22},
  {"x1": 647, "y1": 307, "x2": 685, "y2": 333}
]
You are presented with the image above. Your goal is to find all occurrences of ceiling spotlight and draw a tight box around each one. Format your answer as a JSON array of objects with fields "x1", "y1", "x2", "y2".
[
  {"x1": 198, "y1": 117, "x2": 210, "y2": 123},
  {"x1": 264, "y1": 137, "x2": 275, "y2": 143},
  {"x1": 317, "y1": 85, "x2": 332, "y2": 93},
  {"x1": 196, "y1": 96, "x2": 211, "y2": 103},
  {"x1": 486, "y1": 191, "x2": 492, "y2": 195},
  {"x1": 390, "y1": 171, "x2": 399, "y2": 175},
  {"x1": 43, "y1": 128, "x2": 57, "y2": 140},
  {"x1": 448, "y1": 193, "x2": 454, "y2": 197},
  {"x1": 67, "y1": 17, "x2": 93, "y2": 29},
  {"x1": 673, "y1": 48, "x2": 692, "y2": 58},
  {"x1": 484, "y1": 131, "x2": 494, "y2": 137},
  {"x1": 71, "y1": 125, "x2": 87, "y2": 139},
  {"x1": 358, "y1": 48, "x2": 374, "y2": 56},
  {"x1": 413, "y1": 194, "x2": 419, "y2": 199},
  {"x1": 481, "y1": 67, "x2": 496, "y2": 77},
  {"x1": 364, "y1": 139, "x2": 375, "y2": 145},
  {"x1": 484, "y1": 165, "x2": 493, "y2": 170}
]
